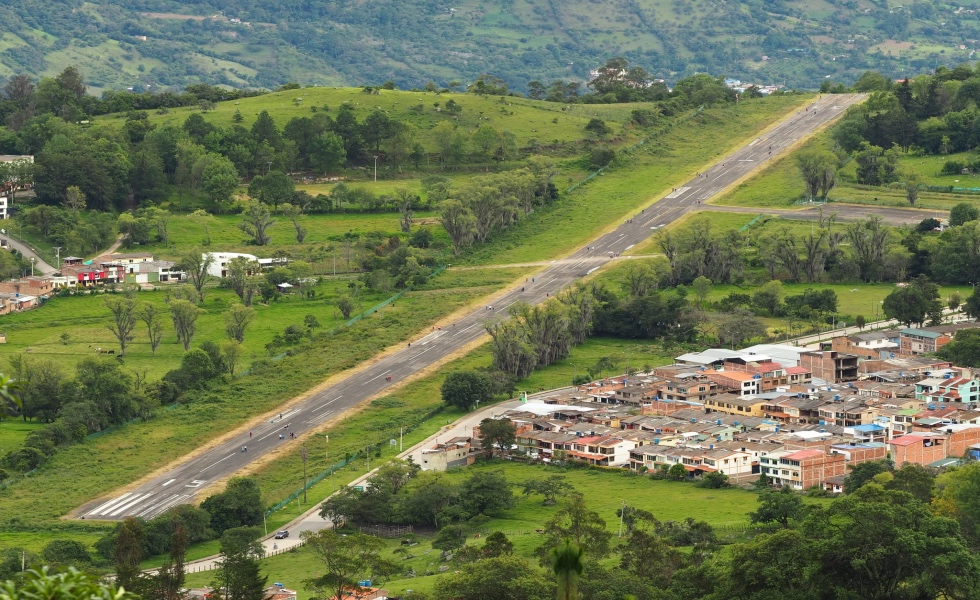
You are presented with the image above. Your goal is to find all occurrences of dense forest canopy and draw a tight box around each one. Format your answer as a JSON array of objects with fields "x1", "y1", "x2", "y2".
[{"x1": 3, "y1": 0, "x2": 980, "y2": 91}]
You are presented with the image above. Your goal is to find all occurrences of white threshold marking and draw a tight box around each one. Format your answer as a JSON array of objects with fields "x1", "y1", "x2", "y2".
[
  {"x1": 161, "y1": 479, "x2": 176, "y2": 487},
  {"x1": 666, "y1": 187, "x2": 690, "y2": 198},
  {"x1": 88, "y1": 493, "x2": 134, "y2": 516}
]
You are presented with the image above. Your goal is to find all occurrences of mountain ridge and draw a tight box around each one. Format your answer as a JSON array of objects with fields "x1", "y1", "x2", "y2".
[{"x1": 2, "y1": 0, "x2": 980, "y2": 92}]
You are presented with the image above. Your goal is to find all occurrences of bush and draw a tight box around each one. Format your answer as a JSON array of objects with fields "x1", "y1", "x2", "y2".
[
  {"x1": 941, "y1": 160, "x2": 966, "y2": 175},
  {"x1": 694, "y1": 471, "x2": 730, "y2": 488}
]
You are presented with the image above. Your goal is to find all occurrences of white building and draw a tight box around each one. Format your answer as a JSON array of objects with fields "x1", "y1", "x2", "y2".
[
  {"x1": 205, "y1": 252, "x2": 288, "y2": 277},
  {"x1": 0, "y1": 196, "x2": 7, "y2": 220}
]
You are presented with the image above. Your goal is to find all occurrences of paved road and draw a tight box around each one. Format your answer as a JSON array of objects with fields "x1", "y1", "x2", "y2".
[
  {"x1": 724, "y1": 203, "x2": 948, "y2": 227},
  {"x1": 0, "y1": 231, "x2": 56, "y2": 274},
  {"x1": 77, "y1": 93, "x2": 866, "y2": 521}
]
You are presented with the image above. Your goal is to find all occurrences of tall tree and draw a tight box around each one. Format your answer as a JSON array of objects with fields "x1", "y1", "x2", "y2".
[
  {"x1": 169, "y1": 300, "x2": 202, "y2": 351},
  {"x1": 551, "y1": 540, "x2": 585, "y2": 600},
  {"x1": 440, "y1": 200, "x2": 476, "y2": 254},
  {"x1": 104, "y1": 297, "x2": 138, "y2": 357},
  {"x1": 211, "y1": 529, "x2": 267, "y2": 600},
  {"x1": 179, "y1": 251, "x2": 215, "y2": 303},
  {"x1": 113, "y1": 517, "x2": 146, "y2": 590},
  {"x1": 301, "y1": 530, "x2": 397, "y2": 600},
  {"x1": 225, "y1": 304, "x2": 256, "y2": 343},
  {"x1": 795, "y1": 149, "x2": 838, "y2": 201},
  {"x1": 239, "y1": 200, "x2": 275, "y2": 246},
  {"x1": 223, "y1": 256, "x2": 260, "y2": 306},
  {"x1": 478, "y1": 418, "x2": 516, "y2": 459},
  {"x1": 155, "y1": 519, "x2": 188, "y2": 600},
  {"x1": 139, "y1": 302, "x2": 166, "y2": 356}
]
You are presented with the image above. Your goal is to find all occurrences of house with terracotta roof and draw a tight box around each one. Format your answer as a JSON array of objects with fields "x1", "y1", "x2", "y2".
[
  {"x1": 830, "y1": 331, "x2": 899, "y2": 359},
  {"x1": 889, "y1": 432, "x2": 949, "y2": 467},
  {"x1": 702, "y1": 370, "x2": 759, "y2": 395}
]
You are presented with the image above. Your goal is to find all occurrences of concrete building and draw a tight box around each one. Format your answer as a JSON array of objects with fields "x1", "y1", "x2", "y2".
[
  {"x1": 900, "y1": 323, "x2": 978, "y2": 356},
  {"x1": 830, "y1": 331, "x2": 899, "y2": 359},
  {"x1": 800, "y1": 350, "x2": 859, "y2": 382},
  {"x1": 761, "y1": 448, "x2": 846, "y2": 490},
  {"x1": 418, "y1": 437, "x2": 476, "y2": 471}
]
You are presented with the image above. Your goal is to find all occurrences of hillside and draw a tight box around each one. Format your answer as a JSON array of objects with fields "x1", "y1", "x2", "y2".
[{"x1": 3, "y1": 0, "x2": 980, "y2": 92}]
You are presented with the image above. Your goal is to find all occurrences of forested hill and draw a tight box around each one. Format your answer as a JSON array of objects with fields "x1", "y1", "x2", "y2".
[{"x1": 4, "y1": 0, "x2": 980, "y2": 92}]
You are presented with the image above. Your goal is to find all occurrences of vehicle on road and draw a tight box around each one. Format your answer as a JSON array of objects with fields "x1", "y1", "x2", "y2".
[{"x1": 274, "y1": 530, "x2": 289, "y2": 539}]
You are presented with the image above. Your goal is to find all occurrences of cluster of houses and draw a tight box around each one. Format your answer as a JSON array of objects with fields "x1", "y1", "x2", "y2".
[
  {"x1": 723, "y1": 78, "x2": 784, "y2": 95},
  {"x1": 426, "y1": 328, "x2": 980, "y2": 493},
  {"x1": 0, "y1": 250, "x2": 288, "y2": 316},
  {"x1": 0, "y1": 155, "x2": 34, "y2": 221}
]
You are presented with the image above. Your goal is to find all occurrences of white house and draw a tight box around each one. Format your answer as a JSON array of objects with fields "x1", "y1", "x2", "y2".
[{"x1": 205, "y1": 252, "x2": 288, "y2": 277}]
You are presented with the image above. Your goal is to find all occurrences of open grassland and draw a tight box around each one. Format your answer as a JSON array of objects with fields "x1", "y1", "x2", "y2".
[
  {"x1": 134, "y1": 210, "x2": 448, "y2": 260},
  {"x1": 0, "y1": 281, "x2": 507, "y2": 531},
  {"x1": 104, "y1": 87, "x2": 649, "y2": 151},
  {"x1": 0, "y1": 420, "x2": 42, "y2": 457},
  {"x1": 185, "y1": 461, "x2": 765, "y2": 599},
  {"x1": 713, "y1": 131, "x2": 980, "y2": 212},
  {"x1": 458, "y1": 95, "x2": 811, "y2": 266}
]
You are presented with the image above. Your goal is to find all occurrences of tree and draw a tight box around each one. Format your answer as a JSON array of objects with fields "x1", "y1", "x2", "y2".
[
  {"x1": 748, "y1": 487, "x2": 804, "y2": 528},
  {"x1": 211, "y1": 528, "x2": 266, "y2": 600},
  {"x1": 854, "y1": 142, "x2": 899, "y2": 186},
  {"x1": 462, "y1": 470, "x2": 516, "y2": 515},
  {"x1": 432, "y1": 525, "x2": 466, "y2": 551},
  {"x1": 690, "y1": 276, "x2": 712, "y2": 306},
  {"x1": 539, "y1": 494, "x2": 612, "y2": 560},
  {"x1": 584, "y1": 118, "x2": 612, "y2": 137},
  {"x1": 169, "y1": 300, "x2": 202, "y2": 351},
  {"x1": 280, "y1": 203, "x2": 307, "y2": 243},
  {"x1": 884, "y1": 463, "x2": 935, "y2": 503},
  {"x1": 301, "y1": 530, "x2": 397, "y2": 600},
  {"x1": 796, "y1": 149, "x2": 838, "y2": 201},
  {"x1": 112, "y1": 517, "x2": 146, "y2": 590},
  {"x1": 753, "y1": 280, "x2": 785, "y2": 316},
  {"x1": 248, "y1": 171, "x2": 294, "y2": 210},
  {"x1": 155, "y1": 520, "x2": 188, "y2": 600},
  {"x1": 225, "y1": 304, "x2": 256, "y2": 343},
  {"x1": 899, "y1": 173, "x2": 924, "y2": 206},
  {"x1": 950, "y1": 202, "x2": 980, "y2": 226},
  {"x1": 104, "y1": 297, "x2": 138, "y2": 356},
  {"x1": 523, "y1": 476, "x2": 575, "y2": 506},
  {"x1": 201, "y1": 154, "x2": 239, "y2": 206},
  {"x1": 0, "y1": 567, "x2": 137, "y2": 600},
  {"x1": 239, "y1": 200, "x2": 275, "y2": 246},
  {"x1": 717, "y1": 308, "x2": 766, "y2": 347},
  {"x1": 882, "y1": 275, "x2": 942, "y2": 326},
  {"x1": 309, "y1": 133, "x2": 346, "y2": 174},
  {"x1": 802, "y1": 485, "x2": 980, "y2": 600},
  {"x1": 440, "y1": 199, "x2": 476, "y2": 254},
  {"x1": 395, "y1": 189, "x2": 415, "y2": 233},
  {"x1": 179, "y1": 251, "x2": 214, "y2": 303},
  {"x1": 201, "y1": 478, "x2": 263, "y2": 534},
  {"x1": 842, "y1": 459, "x2": 893, "y2": 494},
  {"x1": 63, "y1": 185, "x2": 86, "y2": 214},
  {"x1": 222, "y1": 341, "x2": 244, "y2": 376},
  {"x1": 441, "y1": 371, "x2": 494, "y2": 411},
  {"x1": 434, "y1": 555, "x2": 553, "y2": 600},
  {"x1": 478, "y1": 417, "x2": 515, "y2": 459},
  {"x1": 938, "y1": 328, "x2": 980, "y2": 367},
  {"x1": 552, "y1": 540, "x2": 585, "y2": 600},
  {"x1": 335, "y1": 294, "x2": 359, "y2": 320},
  {"x1": 40, "y1": 540, "x2": 90, "y2": 569}
]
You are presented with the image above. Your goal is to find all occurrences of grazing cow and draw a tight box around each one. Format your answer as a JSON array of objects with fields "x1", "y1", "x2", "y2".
[{"x1": 107, "y1": 350, "x2": 115, "y2": 355}]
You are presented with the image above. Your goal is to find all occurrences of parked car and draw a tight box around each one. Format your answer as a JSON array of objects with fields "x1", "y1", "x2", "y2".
[{"x1": 274, "y1": 530, "x2": 289, "y2": 539}]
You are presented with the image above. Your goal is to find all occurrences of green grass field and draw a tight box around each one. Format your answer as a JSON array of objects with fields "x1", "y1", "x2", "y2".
[
  {"x1": 184, "y1": 461, "x2": 765, "y2": 599},
  {"x1": 102, "y1": 87, "x2": 648, "y2": 153},
  {"x1": 0, "y1": 420, "x2": 42, "y2": 458},
  {"x1": 458, "y1": 95, "x2": 811, "y2": 266}
]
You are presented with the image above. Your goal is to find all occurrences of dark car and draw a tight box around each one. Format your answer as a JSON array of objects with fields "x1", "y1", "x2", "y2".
[{"x1": 274, "y1": 530, "x2": 289, "y2": 539}]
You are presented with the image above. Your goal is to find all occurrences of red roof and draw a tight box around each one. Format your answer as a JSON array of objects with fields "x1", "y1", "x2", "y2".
[
  {"x1": 786, "y1": 366, "x2": 810, "y2": 374},
  {"x1": 754, "y1": 361, "x2": 784, "y2": 371},
  {"x1": 890, "y1": 434, "x2": 944, "y2": 446}
]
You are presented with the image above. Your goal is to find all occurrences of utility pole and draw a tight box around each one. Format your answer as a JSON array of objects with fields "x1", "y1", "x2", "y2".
[
  {"x1": 374, "y1": 156, "x2": 378, "y2": 182},
  {"x1": 618, "y1": 499, "x2": 626, "y2": 538},
  {"x1": 302, "y1": 445, "x2": 308, "y2": 504},
  {"x1": 400, "y1": 427, "x2": 403, "y2": 452},
  {"x1": 53, "y1": 246, "x2": 61, "y2": 273}
]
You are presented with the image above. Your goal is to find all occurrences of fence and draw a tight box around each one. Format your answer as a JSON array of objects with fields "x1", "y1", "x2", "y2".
[
  {"x1": 738, "y1": 214, "x2": 766, "y2": 231},
  {"x1": 565, "y1": 105, "x2": 706, "y2": 194},
  {"x1": 263, "y1": 404, "x2": 445, "y2": 517}
]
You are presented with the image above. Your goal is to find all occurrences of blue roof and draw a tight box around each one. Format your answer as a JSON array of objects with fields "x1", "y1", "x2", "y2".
[{"x1": 852, "y1": 424, "x2": 885, "y2": 432}]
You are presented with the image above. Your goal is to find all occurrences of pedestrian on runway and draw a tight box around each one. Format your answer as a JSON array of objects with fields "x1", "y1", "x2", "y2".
[{"x1": 249, "y1": 431, "x2": 252, "y2": 438}]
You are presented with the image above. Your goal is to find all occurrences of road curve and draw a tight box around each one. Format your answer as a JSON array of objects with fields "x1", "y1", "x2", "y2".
[{"x1": 77, "y1": 94, "x2": 866, "y2": 521}]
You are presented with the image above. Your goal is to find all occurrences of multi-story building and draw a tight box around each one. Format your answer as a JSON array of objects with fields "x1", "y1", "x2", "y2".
[
  {"x1": 761, "y1": 449, "x2": 847, "y2": 490},
  {"x1": 900, "y1": 323, "x2": 978, "y2": 356},
  {"x1": 915, "y1": 376, "x2": 980, "y2": 405},
  {"x1": 830, "y1": 331, "x2": 899, "y2": 359},
  {"x1": 800, "y1": 351, "x2": 859, "y2": 383}
]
